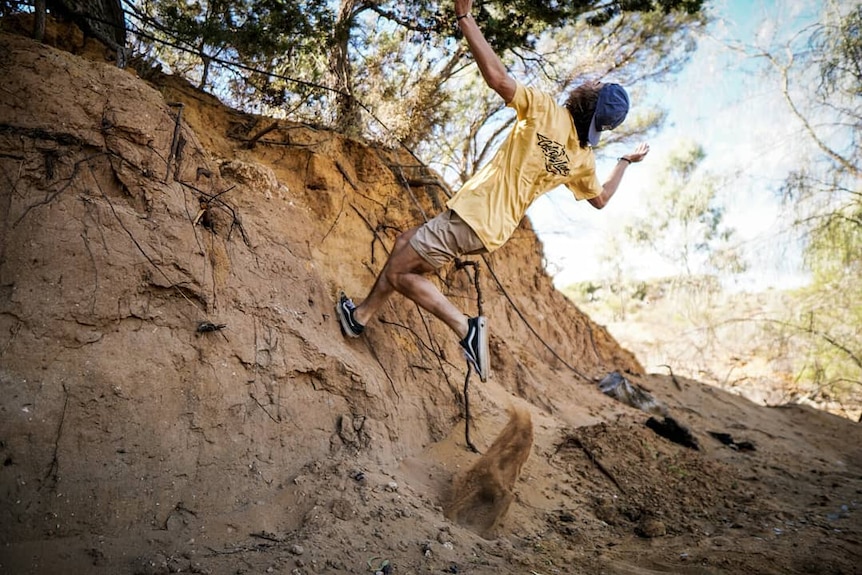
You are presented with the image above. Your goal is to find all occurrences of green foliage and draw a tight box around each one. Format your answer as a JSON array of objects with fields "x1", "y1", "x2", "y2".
[
  {"x1": 125, "y1": 0, "x2": 707, "y2": 143},
  {"x1": 789, "y1": 282, "x2": 862, "y2": 407},
  {"x1": 149, "y1": 0, "x2": 332, "y2": 59},
  {"x1": 132, "y1": 0, "x2": 332, "y2": 99},
  {"x1": 752, "y1": 1, "x2": 862, "y2": 408},
  {"x1": 793, "y1": 5, "x2": 860, "y2": 401},
  {"x1": 371, "y1": 0, "x2": 706, "y2": 53},
  {"x1": 812, "y1": 3, "x2": 862, "y2": 100}
]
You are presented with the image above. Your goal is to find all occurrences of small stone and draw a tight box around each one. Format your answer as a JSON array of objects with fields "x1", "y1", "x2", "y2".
[
  {"x1": 136, "y1": 553, "x2": 168, "y2": 575},
  {"x1": 289, "y1": 544, "x2": 305, "y2": 555},
  {"x1": 331, "y1": 498, "x2": 354, "y2": 520},
  {"x1": 637, "y1": 518, "x2": 666, "y2": 538},
  {"x1": 338, "y1": 415, "x2": 359, "y2": 444}
]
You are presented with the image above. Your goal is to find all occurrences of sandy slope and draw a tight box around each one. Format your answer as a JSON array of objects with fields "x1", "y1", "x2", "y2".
[{"x1": 0, "y1": 23, "x2": 859, "y2": 575}]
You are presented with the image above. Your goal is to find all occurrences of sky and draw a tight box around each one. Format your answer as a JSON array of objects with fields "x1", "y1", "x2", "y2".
[{"x1": 527, "y1": 0, "x2": 826, "y2": 291}]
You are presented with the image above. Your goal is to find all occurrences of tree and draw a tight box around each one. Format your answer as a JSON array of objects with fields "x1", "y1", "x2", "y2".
[
  {"x1": 419, "y1": 7, "x2": 705, "y2": 185},
  {"x1": 122, "y1": 1, "x2": 706, "y2": 139},
  {"x1": 787, "y1": 2, "x2": 861, "y2": 268},
  {"x1": 625, "y1": 141, "x2": 745, "y2": 280},
  {"x1": 128, "y1": 0, "x2": 333, "y2": 109},
  {"x1": 786, "y1": 3, "x2": 861, "y2": 411},
  {"x1": 738, "y1": 1, "x2": 861, "y2": 412},
  {"x1": 559, "y1": 141, "x2": 745, "y2": 360},
  {"x1": 328, "y1": 0, "x2": 707, "y2": 137}
]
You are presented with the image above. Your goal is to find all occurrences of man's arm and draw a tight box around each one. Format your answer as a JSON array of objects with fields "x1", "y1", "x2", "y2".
[
  {"x1": 455, "y1": 0, "x2": 516, "y2": 103},
  {"x1": 588, "y1": 142, "x2": 650, "y2": 209}
]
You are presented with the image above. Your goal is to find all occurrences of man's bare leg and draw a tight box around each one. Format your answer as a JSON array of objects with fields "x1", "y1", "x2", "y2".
[{"x1": 353, "y1": 228, "x2": 469, "y2": 339}]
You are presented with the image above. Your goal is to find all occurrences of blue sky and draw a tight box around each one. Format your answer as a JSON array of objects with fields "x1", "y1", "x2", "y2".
[{"x1": 528, "y1": 0, "x2": 825, "y2": 290}]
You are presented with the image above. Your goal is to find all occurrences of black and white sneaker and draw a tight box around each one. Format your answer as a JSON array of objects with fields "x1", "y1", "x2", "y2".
[
  {"x1": 336, "y1": 291, "x2": 364, "y2": 338},
  {"x1": 460, "y1": 316, "x2": 489, "y2": 382}
]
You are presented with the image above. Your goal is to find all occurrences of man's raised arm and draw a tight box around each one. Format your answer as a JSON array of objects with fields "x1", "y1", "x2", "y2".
[{"x1": 455, "y1": 0, "x2": 516, "y2": 103}]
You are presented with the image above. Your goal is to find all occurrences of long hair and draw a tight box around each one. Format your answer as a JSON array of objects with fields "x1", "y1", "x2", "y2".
[{"x1": 565, "y1": 82, "x2": 601, "y2": 148}]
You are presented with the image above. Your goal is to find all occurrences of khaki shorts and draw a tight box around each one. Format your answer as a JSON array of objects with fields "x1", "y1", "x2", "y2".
[{"x1": 409, "y1": 209, "x2": 488, "y2": 269}]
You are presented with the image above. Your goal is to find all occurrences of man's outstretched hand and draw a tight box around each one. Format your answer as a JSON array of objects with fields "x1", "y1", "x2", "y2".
[{"x1": 622, "y1": 142, "x2": 650, "y2": 163}]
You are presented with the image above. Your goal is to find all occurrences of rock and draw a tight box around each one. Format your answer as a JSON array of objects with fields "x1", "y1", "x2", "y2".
[
  {"x1": 637, "y1": 518, "x2": 667, "y2": 538},
  {"x1": 135, "y1": 552, "x2": 168, "y2": 575},
  {"x1": 331, "y1": 498, "x2": 355, "y2": 520},
  {"x1": 164, "y1": 507, "x2": 195, "y2": 532},
  {"x1": 289, "y1": 544, "x2": 305, "y2": 555},
  {"x1": 337, "y1": 414, "x2": 358, "y2": 444}
]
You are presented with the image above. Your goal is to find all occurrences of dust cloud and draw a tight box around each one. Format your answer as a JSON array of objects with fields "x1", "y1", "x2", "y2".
[{"x1": 445, "y1": 407, "x2": 533, "y2": 537}]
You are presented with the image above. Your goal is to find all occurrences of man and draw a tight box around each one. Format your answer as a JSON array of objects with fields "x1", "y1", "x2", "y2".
[{"x1": 337, "y1": 0, "x2": 650, "y2": 382}]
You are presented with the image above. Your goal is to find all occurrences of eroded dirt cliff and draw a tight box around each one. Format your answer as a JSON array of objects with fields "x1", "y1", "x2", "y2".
[{"x1": 1, "y1": 24, "x2": 860, "y2": 575}]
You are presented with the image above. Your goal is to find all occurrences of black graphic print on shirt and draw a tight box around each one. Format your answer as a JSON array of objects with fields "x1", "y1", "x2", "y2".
[{"x1": 537, "y1": 133, "x2": 570, "y2": 176}]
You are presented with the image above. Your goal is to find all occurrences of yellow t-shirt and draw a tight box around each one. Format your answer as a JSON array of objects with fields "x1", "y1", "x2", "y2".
[{"x1": 446, "y1": 82, "x2": 601, "y2": 252}]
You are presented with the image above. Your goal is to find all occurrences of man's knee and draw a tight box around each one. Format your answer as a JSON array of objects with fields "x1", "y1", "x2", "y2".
[
  {"x1": 384, "y1": 263, "x2": 425, "y2": 294},
  {"x1": 382, "y1": 267, "x2": 404, "y2": 292},
  {"x1": 383, "y1": 244, "x2": 433, "y2": 293}
]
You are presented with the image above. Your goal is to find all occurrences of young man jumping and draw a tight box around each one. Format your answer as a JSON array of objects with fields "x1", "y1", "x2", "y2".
[{"x1": 337, "y1": 0, "x2": 650, "y2": 382}]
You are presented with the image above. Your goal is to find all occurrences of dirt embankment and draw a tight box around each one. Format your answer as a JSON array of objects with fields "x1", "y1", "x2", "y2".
[{"x1": 0, "y1": 23, "x2": 860, "y2": 575}]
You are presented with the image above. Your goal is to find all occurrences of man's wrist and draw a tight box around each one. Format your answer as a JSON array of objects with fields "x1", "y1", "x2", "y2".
[
  {"x1": 618, "y1": 157, "x2": 632, "y2": 165},
  {"x1": 456, "y1": 13, "x2": 470, "y2": 22}
]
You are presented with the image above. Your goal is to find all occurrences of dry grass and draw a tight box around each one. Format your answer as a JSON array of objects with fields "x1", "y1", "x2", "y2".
[{"x1": 563, "y1": 280, "x2": 862, "y2": 421}]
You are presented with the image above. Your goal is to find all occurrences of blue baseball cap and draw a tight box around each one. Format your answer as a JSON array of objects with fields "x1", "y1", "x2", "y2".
[{"x1": 588, "y1": 83, "x2": 630, "y2": 147}]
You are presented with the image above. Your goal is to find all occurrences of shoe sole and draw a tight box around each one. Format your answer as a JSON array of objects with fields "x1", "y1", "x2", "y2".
[
  {"x1": 336, "y1": 291, "x2": 361, "y2": 338},
  {"x1": 475, "y1": 316, "x2": 490, "y2": 382}
]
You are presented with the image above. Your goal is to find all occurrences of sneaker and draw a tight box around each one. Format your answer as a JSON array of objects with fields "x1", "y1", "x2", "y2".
[
  {"x1": 460, "y1": 316, "x2": 489, "y2": 382},
  {"x1": 336, "y1": 291, "x2": 364, "y2": 338}
]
